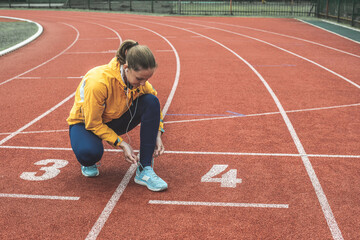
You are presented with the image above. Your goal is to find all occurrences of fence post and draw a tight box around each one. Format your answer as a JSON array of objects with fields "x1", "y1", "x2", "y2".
[
  {"x1": 351, "y1": 0, "x2": 355, "y2": 26},
  {"x1": 178, "y1": 0, "x2": 181, "y2": 14},
  {"x1": 337, "y1": 0, "x2": 341, "y2": 22},
  {"x1": 230, "y1": 0, "x2": 233, "y2": 15},
  {"x1": 151, "y1": 0, "x2": 154, "y2": 13},
  {"x1": 326, "y1": 0, "x2": 329, "y2": 18}
]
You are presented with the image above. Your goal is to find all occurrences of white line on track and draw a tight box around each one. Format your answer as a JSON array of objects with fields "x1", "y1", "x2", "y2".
[
  {"x1": 0, "y1": 193, "x2": 79, "y2": 200},
  {"x1": 65, "y1": 51, "x2": 116, "y2": 54},
  {"x1": 85, "y1": 22, "x2": 180, "y2": 240},
  {"x1": 138, "y1": 20, "x2": 344, "y2": 240},
  {"x1": 155, "y1": 19, "x2": 359, "y2": 89},
  {"x1": 91, "y1": 22, "x2": 122, "y2": 46},
  {"x1": 15, "y1": 76, "x2": 82, "y2": 79},
  {"x1": 297, "y1": 19, "x2": 360, "y2": 44},
  {"x1": 203, "y1": 19, "x2": 360, "y2": 58},
  {"x1": 0, "y1": 129, "x2": 69, "y2": 135},
  {"x1": 165, "y1": 102, "x2": 360, "y2": 124},
  {"x1": 0, "y1": 23, "x2": 80, "y2": 87},
  {"x1": 133, "y1": 15, "x2": 360, "y2": 58},
  {"x1": 0, "y1": 102, "x2": 357, "y2": 136},
  {"x1": 320, "y1": 19, "x2": 360, "y2": 33},
  {"x1": 0, "y1": 92, "x2": 75, "y2": 145},
  {"x1": 0, "y1": 146, "x2": 359, "y2": 159},
  {"x1": 0, "y1": 16, "x2": 43, "y2": 57},
  {"x1": 79, "y1": 37, "x2": 119, "y2": 40},
  {"x1": 0, "y1": 24, "x2": 79, "y2": 145},
  {"x1": 148, "y1": 200, "x2": 289, "y2": 209},
  {"x1": 85, "y1": 164, "x2": 137, "y2": 240}
]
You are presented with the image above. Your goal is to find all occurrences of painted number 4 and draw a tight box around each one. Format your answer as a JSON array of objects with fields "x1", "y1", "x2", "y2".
[{"x1": 201, "y1": 164, "x2": 242, "y2": 188}]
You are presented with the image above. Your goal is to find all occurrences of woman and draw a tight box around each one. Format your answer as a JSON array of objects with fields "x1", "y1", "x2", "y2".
[{"x1": 66, "y1": 40, "x2": 167, "y2": 192}]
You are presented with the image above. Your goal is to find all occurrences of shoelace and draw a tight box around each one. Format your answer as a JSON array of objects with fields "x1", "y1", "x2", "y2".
[
  {"x1": 86, "y1": 163, "x2": 100, "y2": 169},
  {"x1": 137, "y1": 162, "x2": 159, "y2": 179}
]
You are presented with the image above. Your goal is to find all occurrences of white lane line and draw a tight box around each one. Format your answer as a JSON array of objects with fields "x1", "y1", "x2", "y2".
[
  {"x1": 0, "y1": 193, "x2": 79, "y2": 200},
  {"x1": 0, "y1": 129, "x2": 69, "y2": 135},
  {"x1": 91, "y1": 22, "x2": 122, "y2": 47},
  {"x1": 0, "y1": 145, "x2": 359, "y2": 159},
  {"x1": 165, "y1": 102, "x2": 360, "y2": 124},
  {"x1": 1, "y1": 102, "x2": 357, "y2": 136},
  {"x1": 297, "y1": 19, "x2": 360, "y2": 44},
  {"x1": 0, "y1": 92, "x2": 75, "y2": 145},
  {"x1": 79, "y1": 37, "x2": 119, "y2": 40},
  {"x1": 320, "y1": 19, "x2": 360, "y2": 33},
  {"x1": 0, "y1": 23, "x2": 80, "y2": 87},
  {"x1": 0, "y1": 16, "x2": 43, "y2": 57},
  {"x1": 115, "y1": 22, "x2": 181, "y2": 117},
  {"x1": 203, "y1": 19, "x2": 360, "y2": 58},
  {"x1": 85, "y1": 164, "x2": 137, "y2": 240},
  {"x1": 85, "y1": 22, "x2": 180, "y2": 240},
  {"x1": 128, "y1": 15, "x2": 360, "y2": 58},
  {"x1": 183, "y1": 21, "x2": 359, "y2": 89},
  {"x1": 165, "y1": 150, "x2": 360, "y2": 159},
  {"x1": 15, "y1": 76, "x2": 82, "y2": 79},
  {"x1": 65, "y1": 50, "x2": 116, "y2": 54},
  {"x1": 149, "y1": 200, "x2": 289, "y2": 209},
  {"x1": 139, "y1": 20, "x2": 344, "y2": 240}
]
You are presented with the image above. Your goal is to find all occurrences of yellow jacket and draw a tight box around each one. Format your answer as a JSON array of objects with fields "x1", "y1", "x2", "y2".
[{"x1": 66, "y1": 57, "x2": 164, "y2": 147}]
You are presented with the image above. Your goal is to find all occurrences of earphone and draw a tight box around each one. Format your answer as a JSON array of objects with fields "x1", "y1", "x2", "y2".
[{"x1": 120, "y1": 64, "x2": 139, "y2": 145}]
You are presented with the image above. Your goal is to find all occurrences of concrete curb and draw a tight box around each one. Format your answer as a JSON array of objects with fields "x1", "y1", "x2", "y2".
[{"x1": 0, "y1": 16, "x2": 43, "y2": 57}]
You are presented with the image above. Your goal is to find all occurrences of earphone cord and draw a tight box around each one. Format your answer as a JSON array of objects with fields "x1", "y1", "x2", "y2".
[{"x1": 125, "y1": 91, "x2": 139, "y2": 146}]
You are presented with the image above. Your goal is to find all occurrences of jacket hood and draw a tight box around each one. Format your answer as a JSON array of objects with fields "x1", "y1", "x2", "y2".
[{"x1": 108, "y1": 57, "x2": 124, "y2": 85}]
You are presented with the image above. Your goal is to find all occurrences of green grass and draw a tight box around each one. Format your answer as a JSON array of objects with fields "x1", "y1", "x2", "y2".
[{"x1": 0, "y1": 21, "x2": 38, "y2": 51}]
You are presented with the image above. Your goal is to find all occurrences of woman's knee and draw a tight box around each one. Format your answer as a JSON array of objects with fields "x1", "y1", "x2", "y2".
[
  {"x1": 76, "y1": 146, "x2": 103, "y2": 166},
  {"x1": 140, "y1": 94, "x2": 160, "y2": 111}
]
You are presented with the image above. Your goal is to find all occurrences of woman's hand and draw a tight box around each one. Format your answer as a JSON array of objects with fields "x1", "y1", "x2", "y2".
[
  {"x1": 154, "y1": 131, "x2": 165, "y2": 158},
  {"x1": 119, "y1": 141, "x2": 138, "y2": 164}
]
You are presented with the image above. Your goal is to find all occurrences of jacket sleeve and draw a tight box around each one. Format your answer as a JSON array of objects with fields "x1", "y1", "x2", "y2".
[
  {"x1": 145, "y1": 82, "x2": 165, "y2": 133},
  {"x1": 83, "y1": 78, "x2": 123, "y2": 147}
]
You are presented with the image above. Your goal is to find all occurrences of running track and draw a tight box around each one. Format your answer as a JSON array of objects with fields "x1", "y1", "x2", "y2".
[{"x1": 0, "y1": 10, "x2": 359, "y2": 239}]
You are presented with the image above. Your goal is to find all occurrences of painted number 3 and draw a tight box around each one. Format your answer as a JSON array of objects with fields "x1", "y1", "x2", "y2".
[
  {"x1": 20, "y1": 159, "x2": 69, "y2": 181},
  {"x1": 201, "y1": 164, "x2": 242, "y2": 188}
]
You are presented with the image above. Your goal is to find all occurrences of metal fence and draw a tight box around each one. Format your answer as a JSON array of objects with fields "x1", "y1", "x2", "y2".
[
  {"x1": 0, "y1": 0, "x2": 317, "y2": 17},
  {"x1": 1, "y1": 0, "x2": 359, "y2": 27},
  {"x1": 317, "y1": 0, "x2": 359, "y2": 27}
]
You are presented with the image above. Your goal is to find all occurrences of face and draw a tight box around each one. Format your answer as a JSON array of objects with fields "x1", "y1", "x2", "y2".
[{"x1": 124, "y1": 65, "x2": 155, "y2": 88}]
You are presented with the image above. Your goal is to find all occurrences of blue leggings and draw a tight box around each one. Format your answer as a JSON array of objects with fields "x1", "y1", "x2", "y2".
[{"x1": 69, "y1": 94, "x2": 160, "y2": 167}]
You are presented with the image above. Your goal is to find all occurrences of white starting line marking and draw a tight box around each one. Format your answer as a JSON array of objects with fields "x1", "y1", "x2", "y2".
[
  {"x1": 65, "y1": 50, "x2": 116, "y2": 54},
  {"x1": 0, "y1": 193, "x2": 80, "y2": 201},
  {"x1": 0, "y1": 145, "x2": 359, "y2": 158},
  {"x1": 16, "y1": 76, "x2": 82, "y2": 79},
  {"x1": 149, "y1": 200, "x2": 289, "y2": 209}
]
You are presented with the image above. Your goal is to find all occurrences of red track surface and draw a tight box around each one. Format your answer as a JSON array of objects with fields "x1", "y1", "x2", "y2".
[{"x1": 0, "y1": 10, "x2": 359, "y2": 239}]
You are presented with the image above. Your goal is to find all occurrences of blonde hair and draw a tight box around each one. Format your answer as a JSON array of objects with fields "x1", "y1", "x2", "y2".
[{"x1": 116, "y1": 40, "x2": 157, "y2": 71}]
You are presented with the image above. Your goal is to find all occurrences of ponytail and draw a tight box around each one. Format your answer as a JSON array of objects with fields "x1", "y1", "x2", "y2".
[
  {"x1": 116, "y1": 39, "x2": 157, "y2": 71},
  {"x1": 116, "y1": 40, "x2": 138, "y2": 65}
]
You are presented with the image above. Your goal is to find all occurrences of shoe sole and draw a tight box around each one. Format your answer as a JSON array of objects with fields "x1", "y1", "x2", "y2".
[
  {"x1": 134, "y1": 178, "x2": 167, "y2": 192},
  {"x1": 81, "y1": 171, "x2": 99, "y2": 178}
]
